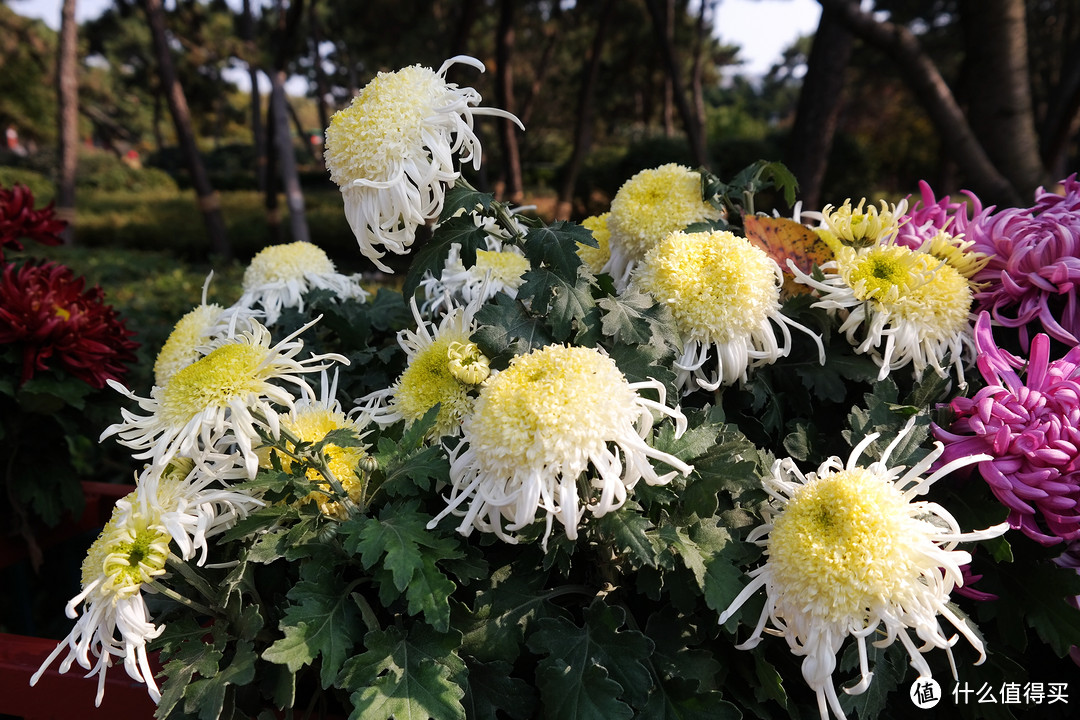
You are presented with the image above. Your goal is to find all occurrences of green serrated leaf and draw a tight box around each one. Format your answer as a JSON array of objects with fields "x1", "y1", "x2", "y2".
[
  {"x1": 516, "y1": 268, "x2": 595, "y2": 340},
  {"x1": 838, "y1": 640, "x2": 908, "y2": 719},
  {"x1": 596, "y1": 291, "x2": 680, "y2": 350},
  {"x1": 462, "y1": 659, "x2": 537, "y2": 720},
  {"x1": 454, "y1": 564, "x2": 561, "y2": 663},
  {"x1": 523, "y1": 221, "x2": 594, "y2": 279},
  {"x1": 339, "y1": 625, "x2": 466, "y2": 720},
  {"x1": 184, "y1": 641, "x2": 257, "y2": 720},
  {"x1": 440, "y1": 183, "x2": 495, "y2": 220},
  {"x1": 262, "y1": 565, "x2": 363, "y2": 688},
  {"x1": 528, "y1": 603, "x2": 654, "y2": 710},
  {"x1": 472, "y1": 292, "x2": 554, "y2": 362},
  {"x1": 593, "y1": 501, "x2": 660, "y2": 567},
  {"x1": 638, "y1": 677, "x2": 740, "y2": 720},
  {"x1": 403, "y1": 214, "x2": 490, "y2": 297}
]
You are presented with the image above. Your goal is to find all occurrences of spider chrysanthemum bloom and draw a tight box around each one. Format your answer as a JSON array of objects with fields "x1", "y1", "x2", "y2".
[
  {"x1": 0, "y1": 260, "x2": 138, "y2": 388},
  {"x1": 603, "y1": 164, "x2": 722, "y2": 288},
  {"x1": 965, "y1": 175, "x2": 1080, "y2": 349},
  {"x1": 364, "y1": 299, "x2": 484, "y2": 439},
  {"x1": 815, "y1": 197, "x2": 907, "y2": 250},
  {"x1": 790, "y1": 241, "x2": 975, "y2": 383},
  {"x1": 631, "y1": 230, "x2": 823, "y2": 391},
  {"x1": 577, "y1": 212, "x2": 611, "y2": 275},
  {"x1": 233, "y1": 241, "x2": 368, "y2": 324},
  {"x1": 933, "y1": 312, "x2": 1080, "y2": 546},
  {"x1": 0, "y1": 183, "x2": 64, "y2": 261},
  {"x1": 719, "y1": 421, "x2": 1008, "y2": 720},
  {"x1": 31, "y1": 488, "x2": 170, "y2": 706},
  {"x1": 427, "y1": 344, "x2": 693, "y2": 548},
  {"x1": 324, "y1": 56, "x2": 523, "y2": 272},
  {"x1": 420, "y1": 235, "x2": 530, "y2": 314},
  {"x1": 102, "y1": 319, "x2": 347, "y2": 478}
]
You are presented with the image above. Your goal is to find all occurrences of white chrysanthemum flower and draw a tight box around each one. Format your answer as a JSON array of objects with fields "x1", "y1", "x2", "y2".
[
  {"x1": 31, "y1": 487, "x2": 170, "y2": 706},
  {"x1": 265, "y1": 372, "x2": 374, "y2": 520},
  {"x1": 789, "y1": 241, "x2": 976, "y2": 383},
  {"x1": 427, "y1": 344, "x2": 693, "y2": 549},
  {"x1": 153, "y1": 274, "x2": 259, "y2": 387},
  {"x1": 420, "y1": 234, "x2": 529, "y2": 314},
  {"x1": 102, "y1": 319, "x2": 347, "y2": 478},
  {"x1": 632, "y1": 230, "x2": 824, "y2": 391},
  {"x1": 603, "y1": 164, "x2": 722, "y2": 288},
  {"x1": 577, "y1": 212, "x2": 611, "y2": 275},
  {"x1": 719, "y1": 419, "x2": 1008, "y2": 720},
  {"x1": 363, "y1": 297, "x2": 486, "y2": 440},
  {"x1": 233, "y1": 241, "x2": 369, "y2": 325},
  {"x1": 324, "y1": 56, "x2": 523, "y2": 272}
]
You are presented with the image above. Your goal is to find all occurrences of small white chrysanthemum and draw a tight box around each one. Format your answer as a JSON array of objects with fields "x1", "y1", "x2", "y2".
[
  {"x1": 102, "y1": 319, "x2": 347, "y2": 478},
  {"x1": 577, "y1": 212, "x2": 612, "y2": 275},
  {"x1": 420, "y1": 234, "x2": 530, "y2": 314},
  {"x1": 266, "y1": 373, "x2": 374, "y2": 520},
  {"x1": 363, "y1": 298, "x2": 486, "y2": 439},
  {"x1": 324, "y1": 56, "x2": 523, "y2": 272},
  {"x1": 719, "y1": 420, "x2": 1008, "y2": 720},
  {"x1": 632, "y1": 230, "x2": 824, "y2": 391},
  {"x1": 604, "y1": 164, "x2": 722, "y2": 288},
  {"x1": 427, "y1": 344, "x2": 693, "y2": 548},
  {"x1": 31, "y1": 488, "x2": 170, "y2": 706},
  {"x1": 233, "y1": 241, "x2": 369, "y2": 325},
  {"x1": 790, "y1": 241, "x2": 976, "y2": 383},
  {"x1": 917, "y1": 230, "x2": 991, "y2": 280}
]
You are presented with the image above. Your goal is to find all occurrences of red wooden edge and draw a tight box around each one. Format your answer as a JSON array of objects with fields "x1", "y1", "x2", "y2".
[{"x1": 0, "y1": 632, "x2": 158, "y2": 719}]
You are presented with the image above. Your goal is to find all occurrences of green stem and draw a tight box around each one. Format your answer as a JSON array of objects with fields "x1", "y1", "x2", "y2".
[
  {"x1": 455, "y1": 176, "x2": 527, "y2": 244},
  {"x1": 149, "y1": 579, "x2": 219, "y2": 619},
  {"x1": 167, "y1": 553, "x2": 220, "y2": 604}
]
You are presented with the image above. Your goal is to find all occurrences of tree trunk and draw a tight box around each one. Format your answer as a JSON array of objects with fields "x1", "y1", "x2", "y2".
[
  {"x1": 495, "y1": 0, "x2": 524, "y2": 203},
  {"x1": 643, "y1": 0, "x2": 706, "y2": 166},
  {"x1": 241, "y1": 0, "x2": 267, "y2": 193},
  {"x1": 307, "y1": 0, "x2": 329, "y2": 155},
  {"x1": 1040, "y1": 50, "x2": 1080, "y2": 179},
  {"x1": 555, "y1": 0, "x2": 615, "y2": 220},
  {"x1": 690, "y1": 0, "x2": 714, "y2": 147},
  {"x1": 818, "y1": 0, "x2": 1021, "y2": 207},
  {"x1": 960, "y1": 0, "x2": 1048, "y2": 196},
  {"x1": 786, "y1": 5, "x2": 853, "y2": 212},
  {"x1": 56, "y1": 0, "x2": 78, "y2": 245},
  {"x1": 271, "y1": 0, "x2": 309, "y2": 244},
  {"x1": 143, "y1": 0, "x2": 231, "y2": 259}
]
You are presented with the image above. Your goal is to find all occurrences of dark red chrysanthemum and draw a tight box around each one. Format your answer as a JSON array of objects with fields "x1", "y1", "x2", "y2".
[
  {"x1": 0, "y1": 261, "x2": 139, "y2": 389},
  {"x1": 0, "y1": 184, "x2": 65, "y2": 262}
]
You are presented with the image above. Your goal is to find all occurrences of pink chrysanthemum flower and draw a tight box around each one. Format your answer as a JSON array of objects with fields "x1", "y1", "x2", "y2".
[
  {"x1": 893, "y1": 180, "x2": 983, "y2": 249},
  {"x1": 964, "y1": 175, "x2": 1080, "y2": 349},
  {"x1": 933, "y1": 312, "x2": 1080, "y2": 545}
]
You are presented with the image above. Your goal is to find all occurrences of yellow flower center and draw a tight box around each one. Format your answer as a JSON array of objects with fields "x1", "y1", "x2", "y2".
[
  {"x1": 53, "y1": 304, "x2": 72, "y2": 321},
  {"x1": 324, "y1": 65, "x2": 446, "y2": 185},
  {"x1": 635, "y1": 230, "x2": 779, "y2": 341},
  {"x1": 154, "y1": 304, "x2": 224, "y2": 386},
  {"x1": 82, "y1": 503, "x2": 170, "y2": 599},
  {"x1": 467, "y1": 345, "x2": 639, "y2": 475},
  {"x1": 396, "y1": 334, "x2": 474, "y2": 433},
  {"x1": 767, "y1": 468, "x2": 916, "y2": 623},
  {"x1": 608, "y1": 164, "x2": 721, "y2": 260},
  {"x1": 474, "y1": 249, "x2": 529, "y2": 287},
  {"x1": 161, "y1": 343, "x2": 266, "y2": 426},
  {"x1": 243, "y1": 242, "x2": 336, "y2": 289}
]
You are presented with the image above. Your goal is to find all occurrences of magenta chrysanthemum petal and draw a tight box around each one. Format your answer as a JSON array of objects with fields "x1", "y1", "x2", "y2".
[{"x1": 933, "y1": 312, "x2": 1080, "y2": 545}]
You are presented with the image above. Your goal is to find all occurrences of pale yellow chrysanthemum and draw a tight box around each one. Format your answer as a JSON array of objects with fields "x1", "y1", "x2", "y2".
[
  {"x1": 233, "y1": 241, "x2": 368, "y2": 325},
  {"x1": 102, "y1": 319, "x2": 347, "y2": 478},
  {"x1": 324, "y1": 56, "x2": 522, "y2": 272},
  {"x1": 428, "y1": 344, "x2": 693, "y2": 549},
  {"x1": 604, "y1": 164, "x2": 722, "y2": 288},
  {"x1": 918, "y1": 230, "x2": 992, "y2": 280},
  {"x1": 267, "y1": 375, "x2": 373, "y2": 520},
  {"x1": 577, "y1": 212, "x2": 611, "y2": 275},
  {"x1": 32, "y1": 488, "x2": 170, "y2": 706},
  {"x1": 790, "y1": 241, "x2": 975, "y2": 383},
  {"x1": 632, "y1": 230, "x2": 823, "y2": 391},
  {"x1": 814, "y1": 197, "x2": 908, "y2": 250},
  {"x1": 719, "y1": 419, "x2": 1008, "y2": 720},
  {"x1": 363, "y1": 298, "x2": 486, "y2": 439}
]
